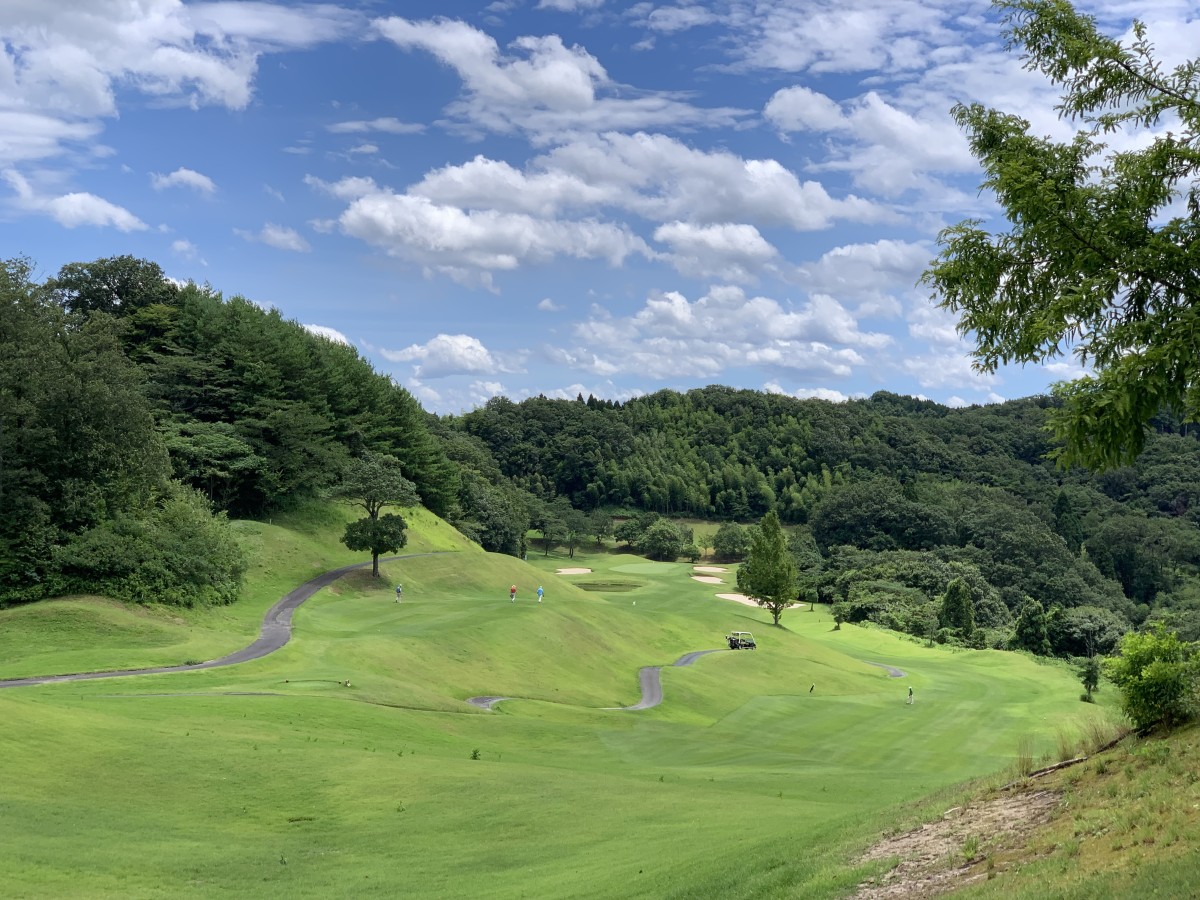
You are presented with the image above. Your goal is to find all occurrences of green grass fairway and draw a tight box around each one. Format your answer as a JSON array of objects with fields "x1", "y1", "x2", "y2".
[{"x1": 0, "y1": 517, "x2": 1119, "y2": 898}]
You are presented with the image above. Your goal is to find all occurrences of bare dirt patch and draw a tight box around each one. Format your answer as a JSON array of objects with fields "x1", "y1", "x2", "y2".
[
  {"x1": 853, "y1": 789, "x2": 1060, "y2": 899},
  {"x1": 691, "y1": 575, "x2": 724, "y2": 584},
  {"x1": 555, "y1": 567, "x2": 592, "y2": 575},
  {"x1": 692, "y1": 566, "x2": 728, "y2": 573}
]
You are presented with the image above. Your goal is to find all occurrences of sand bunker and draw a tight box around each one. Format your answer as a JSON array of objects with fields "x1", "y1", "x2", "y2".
[
  {"x1": 555, "y1": 567, "x2": 592, "y2": 575},
  {"x1": 716, "y1": 592, "x2": 757, "y2": 607},
  {"x1": 716, "y1": 592, "x2": 802, "y2": 609},
  {"x1": 691, "y1": 575, "x2": 724, "y2": 584},
  {"x1": 692, "y1": 566, "x2": 727, "y2": 573}
]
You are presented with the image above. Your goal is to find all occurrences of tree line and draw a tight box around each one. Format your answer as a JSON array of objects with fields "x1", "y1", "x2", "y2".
[
  {"x1": 5, "y1": 253, "x2": 1200, "y2": 652},
  {"x1": 0, "y1": 255, "x2": 461, "y2": 607}
]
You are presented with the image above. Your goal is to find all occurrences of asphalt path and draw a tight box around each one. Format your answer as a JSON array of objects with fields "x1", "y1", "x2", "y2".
[
  {"x1": 466, "y1": 648, "x2": 727, "y2": 712},
  {"x1": 1, "y1": 559, "x2": 908, "y2": 711},
  {"x1": 623, "y1": 648, "x2": 725, "y2": 710},
  {"x1": 0, "y1": 552, "x2": 451, "y2": 690}
]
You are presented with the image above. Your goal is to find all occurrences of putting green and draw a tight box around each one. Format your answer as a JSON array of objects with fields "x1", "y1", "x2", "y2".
[
  {"x1": 612, "y1": 561, "x2": 682, "y2": 574},
  {"x1": 0, "y1": 516, "x2": 1120, "y2": 899}
]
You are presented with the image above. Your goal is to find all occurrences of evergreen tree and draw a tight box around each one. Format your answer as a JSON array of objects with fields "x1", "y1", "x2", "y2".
[
  {"x1": 1053, "y1": 490, "x2": 1084, "y2": 555},
  {"x1": 1013, "y1": 598, "x2": 1053, "y2": 656},
  {"x1": 940, "y1": 577, "x2": 976, "y2": 637},
  {"x1": 1080, "y1": 656, "x2": 1101, "y2": 703}
]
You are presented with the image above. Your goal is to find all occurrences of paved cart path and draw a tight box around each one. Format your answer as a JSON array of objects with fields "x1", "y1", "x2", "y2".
[
  {"x1": 864, "y1": 661, "x2": 907, "y2": 678},
  {"x1": 1, "y1": 558, "x2": 909, "y2": 714},
  {"x1": 467, "y1": 648, "x2": 726, "y2": 712},
  {"x1": 0, "y1": 553, "x2": 452, "y2": 689}
]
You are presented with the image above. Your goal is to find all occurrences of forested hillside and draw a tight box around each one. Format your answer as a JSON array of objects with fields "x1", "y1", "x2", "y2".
[
  {"x1": 0, "y1": 256, "x2": 456, "y2": 607},
  {"x1": 6, "y1": 254, "x2": 1199, "y2": 653},
  {"x1": 450, "y1": 388, "x2": 1200, "y2": 646}
]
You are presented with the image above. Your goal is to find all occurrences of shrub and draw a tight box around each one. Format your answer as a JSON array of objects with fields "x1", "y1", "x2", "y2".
[{"x1": 1105, "y1": 624, "x2": 1199, "y2": 731}]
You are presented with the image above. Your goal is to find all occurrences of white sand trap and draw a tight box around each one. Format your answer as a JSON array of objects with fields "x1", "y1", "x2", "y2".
[
  {"x1": 717, "y1": 592, "x2": 757, "y2": 606},
  {"x1": 693, "y1": 566, "x2": 728, "y2": 573},
  {"x1": 716, "y1": 592, "x2": 803, "y2": 609},
  {"x1": 691, "y1": 575, "x2": 724, "y2": 584},
  {"x1": 556, "y1": 567, "x2": 592, "y2": 575}
]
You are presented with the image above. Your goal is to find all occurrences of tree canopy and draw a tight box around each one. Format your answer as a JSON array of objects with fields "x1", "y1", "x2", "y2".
[
  {"x1": 921, "y1": 0, "x2": 1200, "y2": 469},
  {"x1": 737, "y1": 511, "x2": 797, "y2": 626}
]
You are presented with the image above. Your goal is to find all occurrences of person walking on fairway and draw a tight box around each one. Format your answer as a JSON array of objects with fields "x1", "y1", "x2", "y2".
[
  {"x1": 537, "y1": 585, "x2": 544, "y2": 603},
  {"x1": 510, "y1": 584, "x2": 517, "y2": 603},
  {"x1": 395, "y1": 584, "x2": 403, "y2": 603},
  {"x1": 907, "y1": 686, "x2": 914, "y2": 705}
]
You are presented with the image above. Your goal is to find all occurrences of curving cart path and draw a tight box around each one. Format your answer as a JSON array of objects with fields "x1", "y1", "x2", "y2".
[
  {"x1": 466, "y1": 648, "x2": 725, "y2": 712},
  {"x1": 0, "y1": 553, "x2": 451, "y2": 690},
  {"x1": 864, "y1": 661, "x2": 907, "y2": 678},
  {"x1": 1, "y1": 559, "x2": 909, "y2": 713}
]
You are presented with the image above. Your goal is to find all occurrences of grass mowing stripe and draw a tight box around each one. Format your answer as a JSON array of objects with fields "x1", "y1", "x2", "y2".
[{"x1": 0, "y1": 514, "x2": 1123, "y2": 898}]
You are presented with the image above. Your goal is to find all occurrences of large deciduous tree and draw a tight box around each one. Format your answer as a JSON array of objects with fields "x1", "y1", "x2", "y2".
[
  {"x1": 339, "y1": 453, "x2": 418, "y2": 576},
  {"x1": 342, "y1": 514, "x2": 409, "y2": 578},
  {"x1": 48, "y1": 255, "x2": 178, "y2": 316},
  {"x1": 640, "y1": 518, "x2": 686, "y2": 561},
  {"x1": 737, "y1": 510, "x2": 798, "y2": 626},
  {"x1": 712, "y1": 522, "x2": 750, "y2": 560},
  {"x1": 922, "y1": 0, "x2": 1200, "y2": 469}
]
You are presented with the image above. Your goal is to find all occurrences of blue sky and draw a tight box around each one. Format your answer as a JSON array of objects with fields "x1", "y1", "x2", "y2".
[{"x1": 3, "y1": 0, "x2": 1195, "y2": 414}]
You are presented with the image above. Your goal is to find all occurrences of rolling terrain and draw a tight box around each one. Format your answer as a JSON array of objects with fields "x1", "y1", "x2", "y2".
[{"x1": 0, "y1": 506, "x2": 1120, "y2": 898}]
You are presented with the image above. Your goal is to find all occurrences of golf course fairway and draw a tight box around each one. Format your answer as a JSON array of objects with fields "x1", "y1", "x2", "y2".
[{"x1": 0, "y1": 509, "x2": 1118, "y2": 898}]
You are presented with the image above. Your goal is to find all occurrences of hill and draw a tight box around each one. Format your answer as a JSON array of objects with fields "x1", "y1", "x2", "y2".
[
  {"x1": 6, "y1": 254, "x2": 1199, "y2": 653},
  {"x1": 0, "y1": 504, "x2": 1127, "y2": 898}
]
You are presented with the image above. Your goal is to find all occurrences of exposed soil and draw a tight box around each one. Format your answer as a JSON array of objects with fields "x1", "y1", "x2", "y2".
[{"x1": 853, "y1": 789, "x2": 1060, "y2": 899}]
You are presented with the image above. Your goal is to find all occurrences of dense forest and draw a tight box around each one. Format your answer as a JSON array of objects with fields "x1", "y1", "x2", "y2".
[
  {"x1": 5, "y1": 255, "x2": 1200, "y2": 657},
  {"x1": 448, "y1": 388, "x2": 1200, "y2": 648},
  {"x1": 0, "y1": 255, "x2": 456, "y2": 606}
]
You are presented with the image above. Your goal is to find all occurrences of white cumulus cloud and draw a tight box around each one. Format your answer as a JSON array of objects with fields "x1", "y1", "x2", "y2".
[
  {"x1": 48, "y1": 191, "x2": 146, "y2": 230},
  {"x1": 236, "y1": 222, "x2": 311, "y2": 252},
  {"x1": 381, "y1": 333, "x2": 515, "y2": 378},
  {"x1": 373, "y1": 15, "x2": 746, "y2": 137},
  {"x1": 151, "y1": 167, "x2": 216, "y2": 193},
  {"x1": 303, "y1": 324, "x2": 351, "y2": 344},
  {"x1": 653, "y1": 221, "x2": 779, "y2": 282},
  {"x1": 336, "y1": 187, "x2": 648, "y2": 278},
  {"x1": 327, "y1": 116, "x2": 425, "y2": 134},
  {"x1": 764, "y1": 382, "x2": 849, "y2": 402},
  {"x1": 561, "y1": 284, "x2": 888, "y2": 382}
]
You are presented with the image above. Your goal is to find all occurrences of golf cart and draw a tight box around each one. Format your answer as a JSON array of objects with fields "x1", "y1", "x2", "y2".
[{"x1": 726, "y1": 631, "x2": 756, "y2": 650}]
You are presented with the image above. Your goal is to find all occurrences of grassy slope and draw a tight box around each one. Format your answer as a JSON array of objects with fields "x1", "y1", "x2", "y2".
[
  {"x1": 0, "y1": 504, "x2": 465, "y2": 679},
  {"x1": 0, "y1": 512, "x2": 1120, "y2": 899},
  {"x1": 942, "y1": 723, "x2": 1200, "y2": 899}
]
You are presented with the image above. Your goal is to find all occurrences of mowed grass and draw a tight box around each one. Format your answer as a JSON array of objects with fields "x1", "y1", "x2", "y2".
[
  {"x1": 0, "y1": 503, "x2": 466, "y2": 679},
  {"x1": 0, "y1": 516, "x2": 1119, "y2": 898}
]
